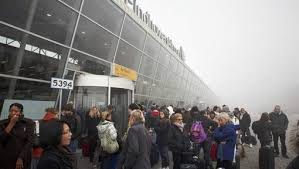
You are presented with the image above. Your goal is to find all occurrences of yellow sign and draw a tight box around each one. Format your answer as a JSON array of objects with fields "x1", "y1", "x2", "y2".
[{"x1": 113, "y1": 64, "x2": 138, "y2": 81}]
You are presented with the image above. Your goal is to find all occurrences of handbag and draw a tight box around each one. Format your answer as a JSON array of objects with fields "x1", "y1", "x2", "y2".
[{"x1": 101, "y1": 124, "x2": 119, "y2": 154}]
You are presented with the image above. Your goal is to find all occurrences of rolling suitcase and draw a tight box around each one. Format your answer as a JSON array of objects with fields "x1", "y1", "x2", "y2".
[{"x1": 259, "y1": 146, "x2": 275, "y2": 169}]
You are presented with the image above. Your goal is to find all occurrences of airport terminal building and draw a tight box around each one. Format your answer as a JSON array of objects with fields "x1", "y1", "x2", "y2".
[{"x1": 0, "y1": 0, "x2": 218, "y2": 124}]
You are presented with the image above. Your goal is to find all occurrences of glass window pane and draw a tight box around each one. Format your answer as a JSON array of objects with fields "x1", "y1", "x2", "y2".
[
  {"x1": 139, "y1": 56, "x2": 157, "y2": 78},
  {"x1": 0, "y1": 76, "x2": 58, "y2": 120},
  {"x1": 155, "y1": 64, "x2": 167, "y2": 81},
  {"x1": 61, "y1": 0, "x2": 82, "y2": 10},
  {"x1": 0, "y1": 0, "x2": 78, "y2": 46},
  {"x1": 121, "y1": 16, "x2": 146, "y2": 50},
  {"x1": 0, "y1": 24, "x2": 69, "y2": 81},
  {"x1": 135, "y1": 95, "x2": 149, "y2": 107},
  {"x1": 144, "y1": 35, "x2": 160, "y2": 60},
  {"x1": 159, "y1": 47, "x2": 170, "y2": 66},
  {"x1": 82, "y1": 0, "x2": 124, "y2": 35},
  {"x1": 68, "y1": 51, "x2": 111, "y2": 75},
  {"x1": 115, "y1": 40, "x2": 142, "y2": 71},
  {"x1": 73, "y1": 16, "x2": 118, "y2": 62},
  {"x1": 151, "y1": 80, "x2": 164, "y2": 98},
  {"x1": 136, "y1": 75, "x2": 152, "y2": 96}
]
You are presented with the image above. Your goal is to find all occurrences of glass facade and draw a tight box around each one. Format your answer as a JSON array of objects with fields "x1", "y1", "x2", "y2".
[{"x1": 0, "y1": 0, "x2": 217, "y2": 119}]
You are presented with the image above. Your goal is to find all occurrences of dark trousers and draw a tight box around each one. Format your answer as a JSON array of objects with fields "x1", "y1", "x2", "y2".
[
  {"x1": 195, "y1": 138, "x2": 212, "y2": 167},
  {"x1": 158, "y1": 145, "x2": 169, "y2": 167},
  {"x1": 241, "y1": 128, "x2": 251, "y2": 143},
  {"x1": 89, "y1": 136, "x2": 97, "y2": 162},
  {"x1": 216, "y1": 160, "x2": 232, "y2": 169},
  {"x1": 273, "y1": 132, "x2": 287, "y2": 155},
  {"x1": 172, "y1": 152, "x2": 182, "y2": 169}
]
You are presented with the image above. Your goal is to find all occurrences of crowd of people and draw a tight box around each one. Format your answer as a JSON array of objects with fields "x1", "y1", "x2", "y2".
[{"x1": 0, "y1": 102, "x2": 298, "y2": 169}]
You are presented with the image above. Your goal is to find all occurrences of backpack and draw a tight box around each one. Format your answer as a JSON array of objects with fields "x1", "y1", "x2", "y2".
[
  {"x1": 251, "y1": 121, "x2": 259, "y2": 135},
  {"x1": 100, "y1": 123, "x2": 119, "y2": 154},
  {"x1": 190, "y1": 121, "x2": 207, "y2": 143}
]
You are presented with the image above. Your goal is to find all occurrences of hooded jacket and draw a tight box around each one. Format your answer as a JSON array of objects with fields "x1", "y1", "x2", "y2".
[
  {"x1": 97, "y1": 120, "x2": 117, "y2": 142},
  {"x1": 0, "y1": 117, "x2": 34, "y2": 169}
]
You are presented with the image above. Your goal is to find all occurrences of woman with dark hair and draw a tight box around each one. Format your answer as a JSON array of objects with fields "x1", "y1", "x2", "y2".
[
  {"x1": 252, "y1": 113, "x2": 273, "y2": 147},
  {"x1": 37, "y1": 120, "x2": 77, "y2": 169},
  {"x1": 0, "y1": 103, "x2": 34, "y2": 169},
  {"x1": 286, "y1": 120, "x2": 299, "y2": 169},
  {"x1": 155, "y1": 109, "x2": 171, "y2": 169}
]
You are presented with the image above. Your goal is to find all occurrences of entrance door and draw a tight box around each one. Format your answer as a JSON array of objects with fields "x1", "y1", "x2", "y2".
[{"x1": 110, "y1": 88, "x2": 131, "y2": 137}]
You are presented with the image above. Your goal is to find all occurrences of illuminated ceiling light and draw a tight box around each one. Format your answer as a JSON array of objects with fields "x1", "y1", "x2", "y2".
[
  {"x1": 46, "y1": 13, "x2": 52, "y2": 17},
  {"x1": 81, "y1": 31, "x2": 86, "y2": 34}
]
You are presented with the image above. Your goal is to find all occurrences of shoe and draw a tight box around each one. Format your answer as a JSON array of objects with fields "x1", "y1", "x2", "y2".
[
  {"x1": 249, "y1": 144, "x2": 253, "y2": 148},
  {"x1": 282, "y1": 154, "x2": 289, "y2": 159},
  {"x1": 274, "y1": 153, "x2": 279, "y2": 157}
]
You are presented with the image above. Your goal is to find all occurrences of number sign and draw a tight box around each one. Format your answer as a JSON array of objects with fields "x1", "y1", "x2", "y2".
[{"x1": 51, "y1": 78, "x2": 74, "y2": 90}]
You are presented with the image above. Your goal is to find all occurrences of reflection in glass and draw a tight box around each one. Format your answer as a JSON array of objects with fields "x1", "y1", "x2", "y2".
[
  {"x1": 1, "y1": 0, "x2": 78, "y2": 46},
  {"x1": 139, "y1": 56, "x2": 157, "y2": 78},
  {"x1": 136, "y1": 75, "x2": 153, "y2": 96},
  {"x1": 115, "y1": 40, "x2": 142, "y2": 71},
  {"x1": 144, "y1": 35, "x2": 160, "y2": 60},
  {"x1": 121, "y1": 16, "x2": 146, "y2": 50},
  {"x1": 0, "y1": 76, "x2": 58, "y2": 119},
  {"x1": 73, "y1": 16, "x2": 118, "y2": 62},
  {"x1": 68, "y1": 51, "x2": 111, "y2": 75},
  {"x1": 0, "y1": 24, "x2": 69, "y2": 81},
  {"x1": 82, "y1": 0, "x2": 124, "y2": 35}
]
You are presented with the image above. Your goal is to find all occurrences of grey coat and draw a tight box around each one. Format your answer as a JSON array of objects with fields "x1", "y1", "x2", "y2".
[{"x1": 123, "y1": 122, "x2": 151, "y2": 169}]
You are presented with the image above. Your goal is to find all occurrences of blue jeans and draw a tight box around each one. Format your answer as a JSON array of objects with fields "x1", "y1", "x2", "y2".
[
  {"x1": 69, "y1": 139, "x2": 78, "y2": 153},
  {"x1": 31, "y1": 157, "x2": 39, "y2": 169}
]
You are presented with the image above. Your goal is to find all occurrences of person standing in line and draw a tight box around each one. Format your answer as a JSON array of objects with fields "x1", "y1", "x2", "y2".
[
  {"x1": 0, "y1": 103, "x2": 34, "y2": 169},
  {"x1": 122, "y1": 109, "x2": 151, "y2": 169},
  {"x1": 31, "y1": 108, "x2": 59, "y2": 169},
  {"x1": 286, "y1": 120, "x2": 299, "y2": 169},
  {"x1": 240, "y1": 108, "x2": 252, "y2": 147},
  {"x1": 61, "y1": 104, "x2": 82, "y2": 153},
  {"x1": 37, "y1": 120, "x2": 77, "y2": 169},
  {"x1": 155, "y1": 109, "x2": 171, "y2": 169},
  {"x1": 168, "y1": 113, "x2": 188, "y2": 169},
  {"x1": 214, "y1": 113, "x2": 237, "y2": 169},
  {"x1": 86, "y1": 106, "x2": 100, "y2": 163},
  {"x1": 269, "y1": 105, "x2": 289, "y2": 158}
]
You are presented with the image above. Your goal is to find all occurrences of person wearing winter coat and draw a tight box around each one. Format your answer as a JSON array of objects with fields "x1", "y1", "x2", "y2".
[
  {"x1": 122, "y1": 109, "x2": 151, "y2": 169},
  {"x1": 86, "y1": 106, "x2": 101, "y2": 163},
  {"x1": 286, "y1": 120, "x2": 299, "y2": 169},
  {"x1": 252, "y1": 113, "x2": 273, "y2": 147},
  {"x1": 0, "y1": 103, "x2": 34, "y2": 169},
  {"x1": 61, "y1": 104, "x2": 82, "y2": 153},
  {"x1": 168, "y1": 113, "x2": 189, "y2": 169},
  {"x1": 269, "y1": 105, "x2": 289, "y2": 158},
  {"x1": 96, "y1": 111, "x2": 118, "y2": 169},
  {"x1": 155, "y1": 109, "x2": 170, "y2": 169},
  {"x1": 31, "y1": 108, "x2": 59, "y2": 169},
  {"x1": 214, "y1": 113, "x2": 237, "y2": 169},
  {"x1": 239, "y1": 108, "x2": 252, "y2": 146},
  {"x1": 37, "y1": 120, "x2": 77, "y2": 169}
]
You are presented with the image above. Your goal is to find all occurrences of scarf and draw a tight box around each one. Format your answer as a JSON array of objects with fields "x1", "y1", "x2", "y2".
[{"x1": 175, "y1": 123, "x2": 184, "y2": 132}]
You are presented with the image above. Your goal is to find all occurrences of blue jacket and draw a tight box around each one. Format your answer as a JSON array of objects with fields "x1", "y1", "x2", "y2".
[{"x1": 213, "y1": 123, "x2": 237, "y2": 161}]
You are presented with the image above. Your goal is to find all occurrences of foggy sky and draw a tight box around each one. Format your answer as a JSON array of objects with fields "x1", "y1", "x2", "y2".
[{"x1": 138, "y1": 0, "x2": 299, "y2": 115}]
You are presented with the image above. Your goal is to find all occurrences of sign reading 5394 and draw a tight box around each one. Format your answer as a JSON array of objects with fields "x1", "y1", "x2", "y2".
[{"x1": 51, "y1": 78, "x2": 74, "y2": 90}]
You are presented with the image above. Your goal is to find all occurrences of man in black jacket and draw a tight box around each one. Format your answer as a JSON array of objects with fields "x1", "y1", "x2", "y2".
[
  {"x1": 0, "y1": 103, "x2": 34, "y2": 169},
  {"x1": 240, "y1": 108, "x2": 252, "y2": 147},
  {"x1": 269, "y1": 105, "x2": 289, "y2": 158}
]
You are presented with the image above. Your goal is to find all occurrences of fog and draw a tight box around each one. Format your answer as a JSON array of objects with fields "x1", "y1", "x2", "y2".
[{"x1": 138, "y1": 0, "x2": 299, "y2": 117}]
